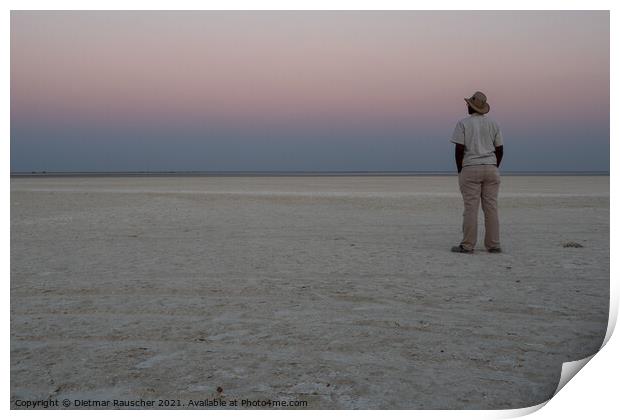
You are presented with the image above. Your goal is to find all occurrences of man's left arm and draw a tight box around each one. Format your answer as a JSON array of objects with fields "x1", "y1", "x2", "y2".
[{"x1": 493, "y1": 124, "x2": 504, "y2": 168}]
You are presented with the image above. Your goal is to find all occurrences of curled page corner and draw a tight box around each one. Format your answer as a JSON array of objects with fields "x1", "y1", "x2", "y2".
[
  {"x1": 553, "y1": 355, "x2": 596, "y2": 397},
  {"x1": 492, "y1": 354, "x2": 597, "y2": 419},
  {"x1": 602, "y1": 304, "x2": 617, "y2": 349},
  {"x1": 549, "y1": 298, "x2": 618, "y2": 398},
  {"x1": 495, "y1": 302, "x2": 617, "y2": 418},
  {"x1": 492, "y1": 400, "x2": 548, "y2": 419}
]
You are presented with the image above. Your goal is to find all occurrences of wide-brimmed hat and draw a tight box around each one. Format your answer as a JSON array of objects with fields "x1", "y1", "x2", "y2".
[{"x1": 464, "y1": 91, "x2": 490, "y2": 114}]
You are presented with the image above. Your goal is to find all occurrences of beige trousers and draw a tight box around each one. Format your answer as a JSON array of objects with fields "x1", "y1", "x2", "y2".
[{"x1": 458, "y1": 165, "x2": 501, "y2": 251}]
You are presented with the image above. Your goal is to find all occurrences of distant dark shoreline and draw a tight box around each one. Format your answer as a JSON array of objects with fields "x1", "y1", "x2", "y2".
[{"x1": 10, "y1": 171, "x2": 610, "y2": 178}]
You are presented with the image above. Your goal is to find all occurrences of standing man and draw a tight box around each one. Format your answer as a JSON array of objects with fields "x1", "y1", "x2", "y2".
[{"x1": 450, "y1": 91, "x2": 504, "y2": 254}]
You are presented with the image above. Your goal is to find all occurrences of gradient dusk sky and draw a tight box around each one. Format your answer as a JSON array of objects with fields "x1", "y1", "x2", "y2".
[{"x1": 11, "y1": 11, "x2": 609, "y2": 172}]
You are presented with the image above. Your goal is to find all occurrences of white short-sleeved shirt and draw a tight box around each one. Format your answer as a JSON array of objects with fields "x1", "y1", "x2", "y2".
[{"x1": 450, "y1": 114, "x2": 503, "y2": 167}]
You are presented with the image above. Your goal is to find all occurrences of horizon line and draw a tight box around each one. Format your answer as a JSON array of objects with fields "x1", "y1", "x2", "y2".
[{"x1": 10, "y1": 170, "x2": 610, "y2": 177}]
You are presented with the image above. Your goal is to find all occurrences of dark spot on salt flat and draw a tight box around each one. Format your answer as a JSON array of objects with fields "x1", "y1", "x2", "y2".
[
  {"x1": 326, "y1": 383, "x2": 330, "y2": 387},
  {"x1": 506, "y1": 266, "x2": 512, "y2": 269},
  {"x1": 515, "y1": 280, "x2": 521, "y2": 283},
  {"x1": 195, "y1": 338, "x2": 206, "y2": 342},
  {"x1": 563, "y1": 241, "x2": 584, "y2": 248},
  {"x1": 216, "y1": 386, "x2": 223, "y2": 393},
  {"x1": 350, "y1": 244, "x2": 355, "y2": 247}
]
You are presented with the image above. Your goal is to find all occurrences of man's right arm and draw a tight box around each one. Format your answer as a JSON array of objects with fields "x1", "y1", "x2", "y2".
[
  {"x1": 451, "y1": 121, "x2": 465, "y2": 173},
  {"x1": 455, "y1": 144, "x2": 465, "y2": 173}
]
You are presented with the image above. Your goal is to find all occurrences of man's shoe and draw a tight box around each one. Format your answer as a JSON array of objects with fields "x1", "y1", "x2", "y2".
[
  {"x1": 451, "y1": 245, "x2": 473, "y2": 254},
  {"x1": 488, "y1": 247, "x2": 502, "y2": 253}
]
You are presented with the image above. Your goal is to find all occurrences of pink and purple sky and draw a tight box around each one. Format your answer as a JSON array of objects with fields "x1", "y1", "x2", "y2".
[{"x1": 11, "y1": 11, "x2": 609, "y2": 172}]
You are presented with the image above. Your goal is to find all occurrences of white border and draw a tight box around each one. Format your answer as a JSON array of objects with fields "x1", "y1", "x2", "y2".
[
  {"x1": 4, "y1": 1, "x2": 616, "y2": 419},
  {"x1": 3, "y1": 0, "x2": 618, "y2": 11}
]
